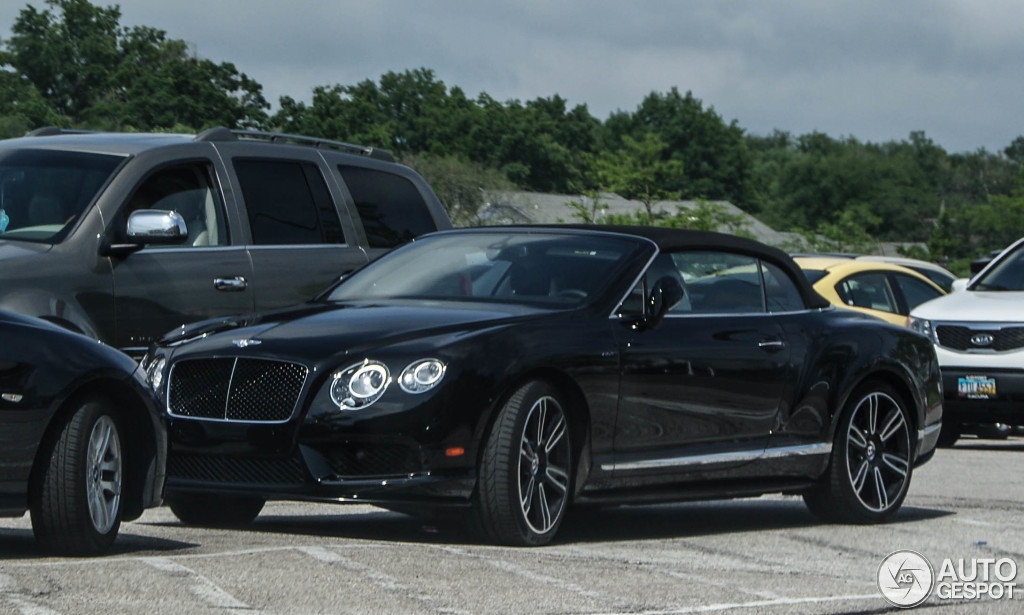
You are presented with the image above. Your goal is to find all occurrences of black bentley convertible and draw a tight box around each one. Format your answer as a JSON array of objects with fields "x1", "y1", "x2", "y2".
[{"x1": 145, "y1": 226, "x2": 942, "y2": 546}]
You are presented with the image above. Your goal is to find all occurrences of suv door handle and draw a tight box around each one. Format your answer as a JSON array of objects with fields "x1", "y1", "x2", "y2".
[
  {"x1": 214, "y1": 276, "x2": 248, "y2": 292},
  {"x1": 758, "y1": 338, "x2": 786, "y2": 352}
]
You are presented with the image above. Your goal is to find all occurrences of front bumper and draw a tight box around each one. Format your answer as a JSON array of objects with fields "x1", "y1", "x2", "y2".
[
  {"x1": 940, "y1": 367, "x2": 1024, "y2": 425},
  {"x1": 164, "y1": 419, "x2": 478, "y2": 506}
]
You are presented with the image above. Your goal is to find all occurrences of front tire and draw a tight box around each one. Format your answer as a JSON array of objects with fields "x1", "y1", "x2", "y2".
[
  {"x1": 167, "y1": 493, "x2": 265, "y2": 527},
  {"x1": 473, "y1": 380, "x2": 573, "y2": 546},
  {"x1": 30, "y1": 398, "x2": 124, "y2": 555},
  {"x1": 804, "y1": 382, "x2": 914, "y2": 524}
]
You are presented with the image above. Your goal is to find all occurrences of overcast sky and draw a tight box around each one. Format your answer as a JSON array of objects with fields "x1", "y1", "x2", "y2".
[{"x1": 3, "y1": 0, "x2": 1022, "y2": 154}]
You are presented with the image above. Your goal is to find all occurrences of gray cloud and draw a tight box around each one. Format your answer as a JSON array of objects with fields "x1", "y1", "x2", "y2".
[{"x1": 2, "y1": 0, "x2": 1021, "y2": 152}]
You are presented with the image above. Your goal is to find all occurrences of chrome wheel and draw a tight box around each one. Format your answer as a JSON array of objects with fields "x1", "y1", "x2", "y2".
[
  {"x1": 517, "y1": 395, "x2": 570, "y2": 535},
  {"x1": 86, "y1": 415, "x2": 122, "y2": 535},
  {"x1": 845, "y1": 391, "x2": 911, "y2": 513}
]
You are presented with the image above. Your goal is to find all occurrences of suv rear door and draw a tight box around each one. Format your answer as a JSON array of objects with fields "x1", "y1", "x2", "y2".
[{"x1": 217, "y1": 144, "x2": 369, "y2": 311}]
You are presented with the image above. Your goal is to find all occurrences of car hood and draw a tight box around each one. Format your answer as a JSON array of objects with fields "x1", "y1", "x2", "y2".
[
  {"x1": 0, "y1": 239, "x2": 52, "y2": 260},
  {"x1": 911, "y1": 288, "x2": 1024, "y2": 322},
  {"x1": 162, "y1": 301, "x2": 557, "y2": 362}
]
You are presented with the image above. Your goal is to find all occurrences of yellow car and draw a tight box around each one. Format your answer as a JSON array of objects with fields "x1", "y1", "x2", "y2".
[{"x1": 794, "y1": 257, "x2": 946, "y2": 326}]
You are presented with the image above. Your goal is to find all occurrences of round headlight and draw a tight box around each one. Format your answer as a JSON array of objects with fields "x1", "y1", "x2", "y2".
[
  {"x1": 399, "y1": 358, "x2": 446, "y2": 394},
  {"x1": 331, "y1": 361, "x2": 391, "y2": 409}
]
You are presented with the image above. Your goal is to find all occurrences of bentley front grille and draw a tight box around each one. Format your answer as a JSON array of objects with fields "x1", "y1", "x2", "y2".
[{"x1": 168, "y1": 357, "x2": 308, "y2": 422}]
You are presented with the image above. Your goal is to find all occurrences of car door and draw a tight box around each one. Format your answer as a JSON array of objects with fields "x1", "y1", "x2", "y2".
[
  {"x1": 108, "y1": 158, "x2": 254, "y2": 355},
  {"x1": 612, "y1": 251, "x2": 792, "y2": 477},
  {"x1": 220, "y1": 148, "x2": 370, "y2": 311}
]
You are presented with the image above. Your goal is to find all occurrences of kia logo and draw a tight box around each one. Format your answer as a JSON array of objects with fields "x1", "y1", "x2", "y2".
[{"x1": 971, "y1": 333, "x2": 994, "y2": 347}]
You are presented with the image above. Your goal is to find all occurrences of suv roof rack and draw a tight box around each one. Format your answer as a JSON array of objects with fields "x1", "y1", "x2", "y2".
[
  {"x1": 26, "y1": 127, "x2": 98, "y2": 137},
  {"x1": 195, "y1": 128, "x2": 395, "y2": 162}
]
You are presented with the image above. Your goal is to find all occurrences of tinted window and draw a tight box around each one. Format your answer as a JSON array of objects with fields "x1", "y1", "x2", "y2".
[
  {"x1": 675, "y1": 251, "x2": 765, "y2": 314},
  {"x1": 973, "y1": 243, "x2": 1024, "y2": 291},
  {"x1": 762, "y1": 262, "x2": 806, "y2": 312},
  {"x1": 234, "y1": 159, "x2": 344, "y2": 245},
  {"x1": 836, "y1": 273, "x2": 897, "y2": 314},
  {"x1": 123, "y1": 163, "x2": 227, "y2": 247},
  {"x1": 0, "y1": 149, "x2": 122, "y2": 243},
  {"x1": 338, "y1": 166, "x2": 436, "y2": 249},
  {"x1": 893, "y1": 273, "x2": 942, "y2": 311}
]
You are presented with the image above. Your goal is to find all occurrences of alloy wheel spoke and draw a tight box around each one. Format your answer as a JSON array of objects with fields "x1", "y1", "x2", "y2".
[
  {"x1": 866, "y1": 395, "x2": 879, "y2": 435},
  {"x1": 879, "y1": 409, "x2": 906, "y2": 443},
  {"x1": 545, "y1": 465, "x2": 569, "y2": 494},
  {"x1": 881, "y1": 452, "x2": 909, "y2": 478},
  {"x1": 520, "y1": 474, "x2": 536, "y2": 511},
  {"x1": 848, "y1": 425, "x2": 869, "y2": 450},
  {"x1": 873, "y1": 467, "x2": 889, "y2": 510},
  {"x1": 537, "y1": 483, "x2": 552, "y2": 530},
  {"x1": 851, "y1": 459, "x2": 870, "y2": 493},
  {"x1": 544, "y1": 415, "x2": 567, "y2": 454}
]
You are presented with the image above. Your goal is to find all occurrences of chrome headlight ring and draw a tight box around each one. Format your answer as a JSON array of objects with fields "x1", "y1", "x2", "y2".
[
  {"x1": 399, "y1": 358, "x2": 447, "y2": 394},
  {"x1": 331, "y1": 360, "x2": 391, "y2": 410}
]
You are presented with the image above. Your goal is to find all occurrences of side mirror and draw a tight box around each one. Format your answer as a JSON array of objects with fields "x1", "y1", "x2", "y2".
[
  {"x1": 950, "y1": 278, "x2": 968, "y2": 292},
  {"x1": 643, "y1": 276, "x2": 685, "y2": 329},
  {"x1": 127, "y1": 209, "x2": 188, "y2": 245}
]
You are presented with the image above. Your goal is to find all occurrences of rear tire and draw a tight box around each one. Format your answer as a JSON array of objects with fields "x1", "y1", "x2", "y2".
[
  {"x1": 473, "y1": 380, "x2": 572, "y2": 546},
  {"x1": 30, "y1": 398, "x2": 124, "y2": 555},
  {"x1": 167, "y1": 493, "x2": 265, "y2": 527},
  {"x1": 804, "y1": 381, "x2": 913, "y2": 524}
]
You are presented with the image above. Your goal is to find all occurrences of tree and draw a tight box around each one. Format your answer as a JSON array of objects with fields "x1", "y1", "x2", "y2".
[
  {"x1": 402, "y1": 153, "x2": 513, "y2": 227},
  {"x1": 593, "y1": 133, "x2": 683, "y2": 224}
]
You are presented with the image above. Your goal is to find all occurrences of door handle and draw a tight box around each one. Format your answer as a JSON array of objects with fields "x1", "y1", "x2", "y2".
[
  {"x1": 758, "y1": 338, "x2": 786, "y2": 352},
  {"x1": 214, "y1": 276, "x2": 248, "y2": 292}
]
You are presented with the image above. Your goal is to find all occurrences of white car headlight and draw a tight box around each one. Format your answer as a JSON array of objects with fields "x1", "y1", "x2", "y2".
[
  {"x1": 399, "y1": 358, "x2": 447, "y2": 394},
  {"x1": 331, "y1": 360, "x2": 391, "y2": 409}
]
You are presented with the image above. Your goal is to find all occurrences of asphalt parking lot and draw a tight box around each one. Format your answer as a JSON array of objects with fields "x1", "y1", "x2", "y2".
[{"x1": 1, "y1": 437, "x2": 1021, "y2": 615}]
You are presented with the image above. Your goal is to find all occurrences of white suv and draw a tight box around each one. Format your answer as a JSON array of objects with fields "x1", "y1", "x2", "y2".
[{"x1": 910, "y1": 237, "x2": 1024, "y2": 446}]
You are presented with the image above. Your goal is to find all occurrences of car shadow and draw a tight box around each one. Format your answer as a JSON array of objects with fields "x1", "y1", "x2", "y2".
[
  {"x1": 950, "y1": 437, "x2": 1024, "y2": 452},
  {"x1": 144, "y1": 498, "x2": 953, "y2": 547},
  {"x1": 0, "y1": 526, "x2": 196, "y2": 559}
]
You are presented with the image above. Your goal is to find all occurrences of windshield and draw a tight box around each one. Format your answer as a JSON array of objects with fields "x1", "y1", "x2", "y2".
[
  {"x1": 0, "y1": 149, "x2": 123, "y2": 243},
  {"x1": 327, "y1": 230, "x2": 648, "y2": 307},
  {"x1": 973, "y1": 242, "x2": 1024, "y2": 291}
]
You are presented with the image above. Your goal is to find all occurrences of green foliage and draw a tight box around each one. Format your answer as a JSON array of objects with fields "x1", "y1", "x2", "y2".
[
  {"x1": 593, "y1": 133, "x2": 683, "y2": 223},
  {"x1": 402, "y1": 153, "x2": 513, "y2": 227},
  {"x1": 3, "y1": 0, "x2": 268, "y2": 131}
]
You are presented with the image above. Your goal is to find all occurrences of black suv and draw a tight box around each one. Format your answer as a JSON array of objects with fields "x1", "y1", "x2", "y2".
[{"x1": 0, "y1": 128, "x2": 451, "y2": 356}]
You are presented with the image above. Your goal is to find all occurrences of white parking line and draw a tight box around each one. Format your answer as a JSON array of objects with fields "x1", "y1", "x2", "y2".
[
  {"x1": 436, "y1": 545, "x2": 640, "y2": 612},
  {"x1": 142, "y1": 557, "x2": 252, "y2": 610},
  {"x1": 296, "y1": 546, "x2": 471, "y2": 615},
  {"x1": 589, "y1": 593, "x2": 882, "y2": 615}
]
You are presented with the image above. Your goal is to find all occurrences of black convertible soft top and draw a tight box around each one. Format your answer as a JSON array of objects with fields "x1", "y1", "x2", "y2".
[{"x1": 457, "y1": 224, "x2": 830, "y2": 310}]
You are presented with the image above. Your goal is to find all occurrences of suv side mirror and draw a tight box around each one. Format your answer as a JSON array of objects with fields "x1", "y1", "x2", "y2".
[
  {"x1": 127, "y1": 210, "x2": 188, "y2": 245},
  {"x1": 643, "y1": 276, "x2": 685, "y2": 330}
]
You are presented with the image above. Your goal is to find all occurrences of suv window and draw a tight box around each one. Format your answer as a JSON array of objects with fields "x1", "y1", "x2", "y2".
[
  {"x1": 0, "y1": 149, "x2": 122, "y2": 243},
  {"x1": 123, "y1": 163, "x2": 227, "y2": 247},
  {"x1": 338, "y1": 165, "x2": 435, "y2": 249},
  {"x1": 234, "y1": 159, "x2": 344, "y2": 245}
]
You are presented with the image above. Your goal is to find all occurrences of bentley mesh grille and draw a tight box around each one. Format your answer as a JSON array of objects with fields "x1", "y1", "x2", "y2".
[
  {"x1": 935, "y1": 325, "x2": 1024, "y2": 352},
  {"x1": 168, "y1": 454, "x2": 306, "y2": 486},
  {"x1": 168, "y1": 357, "x2": 308, "y2": 422}
]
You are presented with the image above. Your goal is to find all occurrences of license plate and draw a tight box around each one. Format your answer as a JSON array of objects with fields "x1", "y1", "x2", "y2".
[{"x1": 958, "y1": 375, "x2": 996, "y2": 399}]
